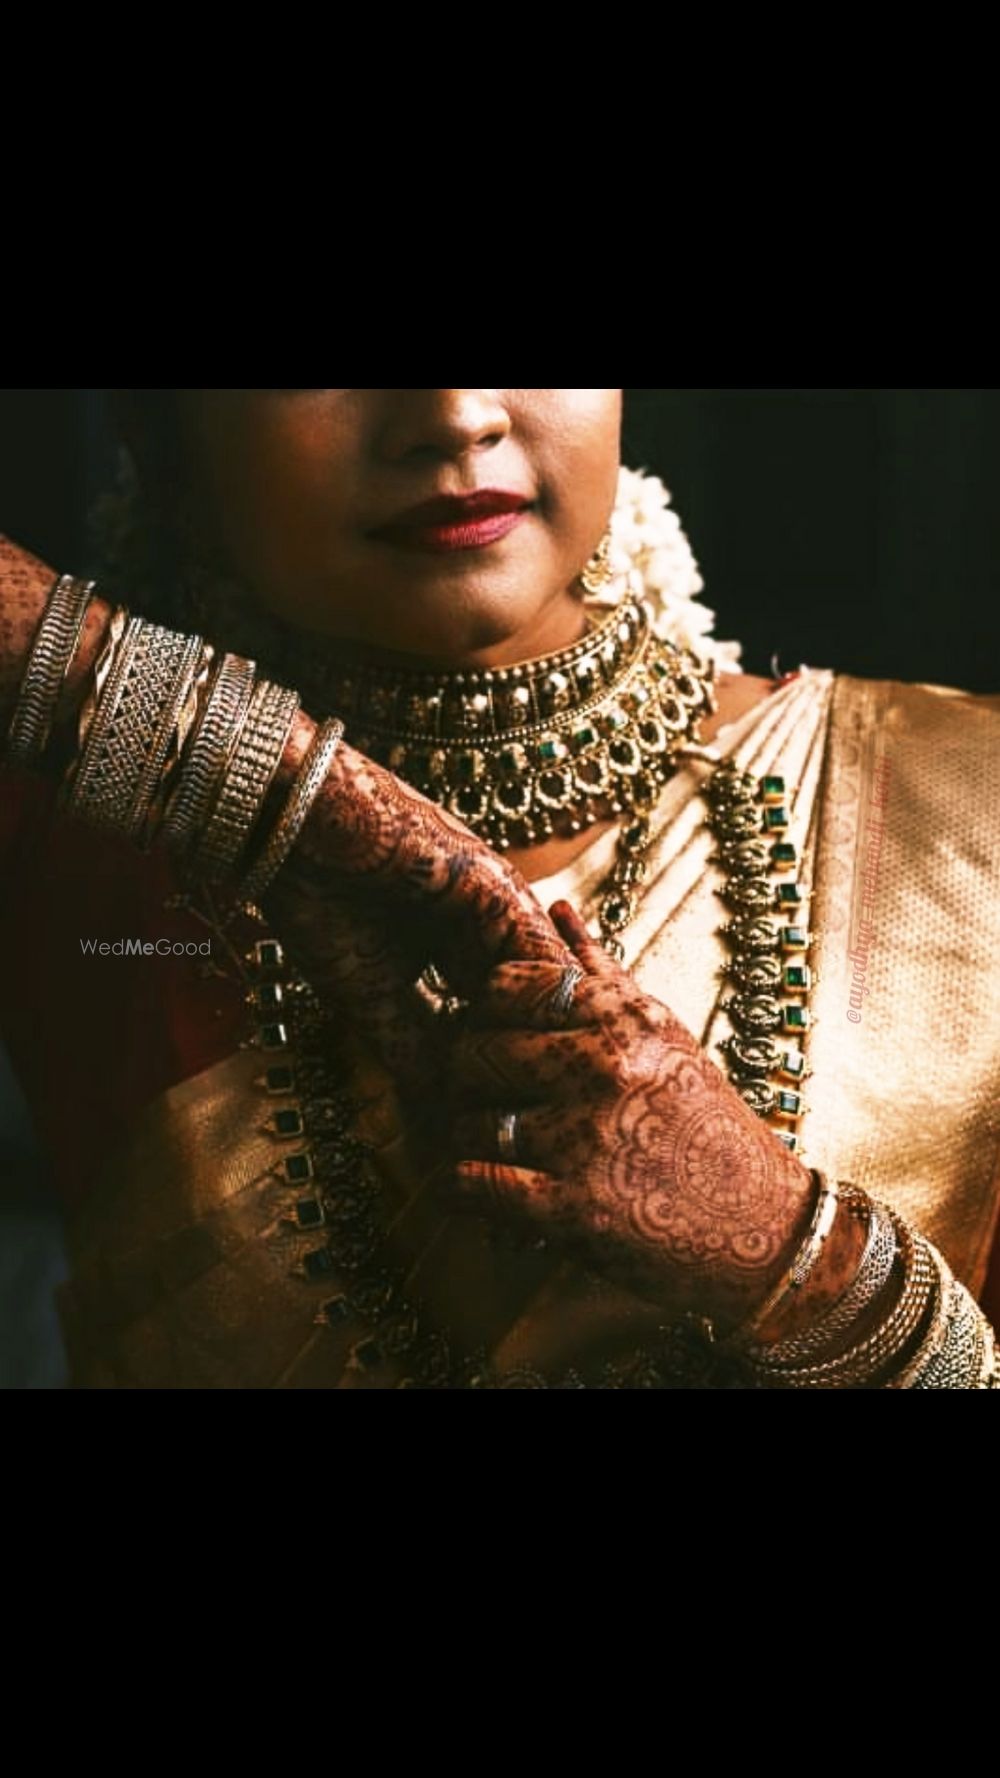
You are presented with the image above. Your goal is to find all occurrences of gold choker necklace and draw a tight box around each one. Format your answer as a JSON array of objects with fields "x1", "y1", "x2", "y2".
[{"x1": 302, "y1": 597, "x2": 717, "y2": 849}]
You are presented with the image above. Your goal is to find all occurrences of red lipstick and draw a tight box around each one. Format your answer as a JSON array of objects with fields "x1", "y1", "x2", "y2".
[{"x1": 371, "y1": 489, "x2": 534, "y2": 553}]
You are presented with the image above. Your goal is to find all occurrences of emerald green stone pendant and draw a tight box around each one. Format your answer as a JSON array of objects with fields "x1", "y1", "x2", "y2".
[
  {"x1": 769, "y1": 842, "x2": 797, "y2": 870},
  {"x1": 782, "y1": 1004, "x2": 811, "y2": 1034},
  {"x1": 270, "y1": 1107, "x2": 305, "y2": 1139},
  {"x1": 782, "y1": 963, "x2": 813, "y2": 993},
  {"x1": 710, "y1": 752, "x2": 814, "y2": 1158}
]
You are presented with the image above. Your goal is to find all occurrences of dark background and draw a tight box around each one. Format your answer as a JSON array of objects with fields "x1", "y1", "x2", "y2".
[{"x1": 0, "y1": 388, "x2": 997, "y2": 691}]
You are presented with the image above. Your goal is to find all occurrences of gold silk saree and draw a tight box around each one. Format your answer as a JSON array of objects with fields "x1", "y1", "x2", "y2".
[{"x1": 54, "y1": 668, "x2": 1000, "y2": 1387}]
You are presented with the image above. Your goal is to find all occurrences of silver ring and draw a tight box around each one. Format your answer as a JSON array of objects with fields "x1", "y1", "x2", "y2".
[
  {"x1": 496, "y1": 1110, "x2": 521, "y2": 1163},
  {"x1": 549, "y1": 963, "x2": 584, "y2": 1026}
]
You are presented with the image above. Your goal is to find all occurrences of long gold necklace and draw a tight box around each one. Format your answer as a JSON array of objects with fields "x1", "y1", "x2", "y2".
[{"x1": 563, "y1": 731, "x2": 816, "y2": 1151}]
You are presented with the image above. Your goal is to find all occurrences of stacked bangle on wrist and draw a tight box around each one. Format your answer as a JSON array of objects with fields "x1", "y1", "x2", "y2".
[
  {"x1": 61, "y1": 613, "x2": 208, "y2": 843},
  {"x1": 5, "y1": 573, "x2": 96, "y2": 766},
  {"x1": 726, "y1": 1169, "x2": 841, "y2": 1349},
  {"x1": 31, "y1": 577, "x2": 319, "y2": 892},
  {"x1": 714, "y1": 1168, "x2": 999, "y2": 1389},
  {"x1": 736, "y1": 1202, "x2": 943, "y2": 1388},
  {"x1": 237, "y1": 716, "x2": 345, "y2": 907},
  {"x1": 740, "y1": 1187, "x2": 897, "y2": 1369},
  {"x1": 159, "y1": 652, "x2": 257, "y2": 855},
  {"x1": 892, "y1": 1255, "x2": 998, "y2": 1390},
  {"x1": 189, "y1": 678, "x2": 301, "y2": 883}
]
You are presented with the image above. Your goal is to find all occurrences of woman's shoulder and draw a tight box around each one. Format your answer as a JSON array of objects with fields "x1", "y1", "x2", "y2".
[
  {"x1": 826, "y1": 668, "x2": 1000, "y2": 746},
  {"x1": 832, "y1": 663, "x2": 998, "y2": 703}
]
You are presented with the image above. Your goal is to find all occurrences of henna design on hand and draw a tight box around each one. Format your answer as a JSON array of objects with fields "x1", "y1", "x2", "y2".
[
  {"x1": 446, "y1": 898, "x2": 822, "y2": 1328},
  {"x1": 0, "y1": 536, "x2": 60, "y2": 719}
]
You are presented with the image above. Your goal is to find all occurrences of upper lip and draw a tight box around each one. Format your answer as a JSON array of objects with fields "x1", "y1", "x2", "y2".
[{"x1": 372, "y1": 489, "x2": 534, "y2": 532}]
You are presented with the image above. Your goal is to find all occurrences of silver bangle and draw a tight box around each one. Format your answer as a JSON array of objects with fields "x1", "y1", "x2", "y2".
[
  {"x1": 124, "y1": 630, "x2": 207, "y2": 844},
  {"x1": 62, "y1": 611, "x2": 146, "y2": 821},
  {"x1": 906, "y1": 1267, "x2": 996, "y2": 1390},
  {"x1": 728, "y1": 1170, "x2": 841, "y2": 1346},
  {"x1": 5, "y1": 573, "x2": 95, "y2": 766},
  {"x1": 62, "y1": 617, "x2": 204, "y2": 838},
  {"x1": 160, "y1": 652, "x2": 257, "y2": 855},
  {"x1": 238, "y1": 716, "x2": 345, "y2": 906},
  {"x1": 748, "y1": 1190, "x2": 898, "y2": 1368},
  {"x1": 193, "y1": 678, "x2": 300, "y2": 881}
]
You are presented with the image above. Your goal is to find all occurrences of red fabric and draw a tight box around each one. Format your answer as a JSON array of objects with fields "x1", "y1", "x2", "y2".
[{"x1": 0, "y1": 767, "x2": 248, "y2": 1214}]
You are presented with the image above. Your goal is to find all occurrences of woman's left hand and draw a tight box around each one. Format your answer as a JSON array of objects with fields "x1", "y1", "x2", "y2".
[{"x1": 444, "y1": 900, "x2": 820, "y2": 1332}]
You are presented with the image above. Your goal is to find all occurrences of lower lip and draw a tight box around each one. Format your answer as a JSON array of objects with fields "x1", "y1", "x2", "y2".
[{"x1": 377, "y1": 509, "x2": 530, "y2": 552}]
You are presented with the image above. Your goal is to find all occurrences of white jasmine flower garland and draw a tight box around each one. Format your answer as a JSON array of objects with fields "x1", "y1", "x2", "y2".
[{"x1": 585, "y1": 465, "x2": 743, "y2": 674}]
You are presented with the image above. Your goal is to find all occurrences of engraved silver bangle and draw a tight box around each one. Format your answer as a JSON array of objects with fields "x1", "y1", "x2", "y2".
[
  {"x1": 61, "y1": 611, "x2": 145, "y2": 820},
  {"x1": 125, "y1": 629, "x2": 207, "y2": 844},
  {"x1": 62, "y1": 617, "x2": 205, "y2": 837},
  {"x1": 747, "y1": 1210, "x2": 938, "y2": 1388},
  {"x1": 238, "y1": 716, "x2": 345, "y2": 906},
  {"x1": 59, "y1": 603, "x2": 130, "y2": 811},
  {"x1": 160, "y1": 652, "x2": 257, "y2": 855},
  {"x1": 906, "y1": 1268, "x2": 996, "y2": 1390},
  {"x1": 193, "y1": 678, "x2": 300, "y2": 881},
  {"x1": 5, "y1": 573, "x2": 95, "y2": 766},
  {"x1": 145, "y1": 641, "x2": 217, "y2": 845}
]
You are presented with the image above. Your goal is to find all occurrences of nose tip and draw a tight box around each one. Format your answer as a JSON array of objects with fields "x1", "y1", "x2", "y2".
[{"x1": 380, "y1": 389, "x2": 513, "y2": 459}]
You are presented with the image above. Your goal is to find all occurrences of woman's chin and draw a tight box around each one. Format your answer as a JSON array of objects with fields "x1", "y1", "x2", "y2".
[{"x1": 299, "y1": 588, "x2": 584, "y2": 671}]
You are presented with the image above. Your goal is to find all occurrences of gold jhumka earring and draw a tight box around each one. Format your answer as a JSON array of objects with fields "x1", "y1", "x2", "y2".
[{"x1": 578, "y1": 527, "x2": 615, "y2": 596}]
